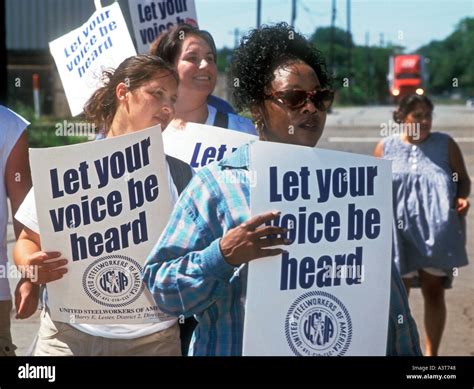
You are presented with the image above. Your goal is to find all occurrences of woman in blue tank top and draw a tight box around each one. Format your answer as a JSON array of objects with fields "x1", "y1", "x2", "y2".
[{"x1": 374, "y1": 94, "x2": 470, "y2": 356}]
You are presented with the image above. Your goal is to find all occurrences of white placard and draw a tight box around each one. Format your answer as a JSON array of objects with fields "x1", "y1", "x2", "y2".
[
  {"x1": 243, "y1": 141, "x2": 393, "y2": 356},
  {"x1": 49, "y1": 2, "x2": 136, "y2": 116},
  {"x1": 162, "y1": 123, "x2": 257, "y2": 170},
  {"x1": 29, "y1": 127, "x2": 174, "y2": 324},
  {"x1": 128, "y1": 0, "x2": 198, "y2": 54}
]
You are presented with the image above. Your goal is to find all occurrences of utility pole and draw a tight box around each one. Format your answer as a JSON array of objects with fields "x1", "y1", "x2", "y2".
[
  {"x1": 329, "y1": 0, "x2": 336, "y2": 75},
  {"x1": 346, "y1": 0, "x2": 352, "y2": 90},
  {"x1": 291, "y1": 0, "x2": 297, "y2": 27},
  {"x1": 346, "y1": 0, "x2": 352, "y2": 101},
  {"x1": 257, "y1": 0, "x2": 262, "y2": 28},
  {"x1": 234, "y1": 28, "x2": 240, "y2": 48},
  {"x1": 366, "y1": 31, "x2": 371, "y2": 104}
]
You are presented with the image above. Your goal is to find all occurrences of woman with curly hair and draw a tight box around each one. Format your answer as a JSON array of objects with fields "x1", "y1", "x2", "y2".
[{"x1": 144, "y1": 23, "x2": 421, "y2": 356}]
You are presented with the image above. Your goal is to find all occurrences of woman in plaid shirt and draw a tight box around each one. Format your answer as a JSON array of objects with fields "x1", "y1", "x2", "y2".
[{"x1": 144, "y1": 23, "x2": 421, "y2": 356}]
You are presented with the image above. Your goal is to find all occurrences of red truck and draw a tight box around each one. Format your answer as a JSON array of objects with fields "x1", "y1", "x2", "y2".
[{"x1": 388, "y1": 54, "x2": 427, "y2": 102}]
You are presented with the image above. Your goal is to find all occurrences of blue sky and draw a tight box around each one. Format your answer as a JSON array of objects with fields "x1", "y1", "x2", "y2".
[{"x1": 195, "y1": 0, "x2": 474, "y2": 52}]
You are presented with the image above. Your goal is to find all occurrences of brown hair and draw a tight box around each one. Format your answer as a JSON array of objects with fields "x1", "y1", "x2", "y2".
[
  {"x1": 393, "y1": 94, "x2": 434, "y2": 123},
  {"x1": 83, "y1": 55, "x2": 178, "y2": 131},
  {"x1": 148, "y1": 23, "x2": 217, "y2": 65}
]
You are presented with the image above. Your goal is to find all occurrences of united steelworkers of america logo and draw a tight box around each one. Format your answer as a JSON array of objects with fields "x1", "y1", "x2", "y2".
[
  {"x1": 285, "y1": 291, "x2": 352, "y2": 356},
  {"x1": 82, "y1": 255, "x2": 144, "y2": 307}
]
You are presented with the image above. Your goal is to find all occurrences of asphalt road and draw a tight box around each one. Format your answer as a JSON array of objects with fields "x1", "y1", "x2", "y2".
[{"x1": 6, "y1": 104, "x2": 474, "y2": 356}]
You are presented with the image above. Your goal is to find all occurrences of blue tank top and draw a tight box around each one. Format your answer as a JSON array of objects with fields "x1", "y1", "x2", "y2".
[{"x1": 383, "y1": 132, "x2": 468, "y2": 273}]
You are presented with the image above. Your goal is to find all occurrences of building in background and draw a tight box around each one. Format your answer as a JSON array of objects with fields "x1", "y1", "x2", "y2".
[
  {"x1": 6, "y1": 0, "x2": 231, "y2": 117},
  {"x1": 6, "y1": 0, "x2": 134, "y2": 116}
]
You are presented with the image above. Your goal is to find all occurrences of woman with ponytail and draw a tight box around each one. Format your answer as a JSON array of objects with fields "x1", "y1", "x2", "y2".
[{"x1": 13, "y1": 55, "x2": 193, "y2": 356}]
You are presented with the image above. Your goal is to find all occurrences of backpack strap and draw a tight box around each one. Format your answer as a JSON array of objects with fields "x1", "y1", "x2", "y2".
[
  {"x1": 165, "y1": 155, "x2": 193, "y2": 194},
  {"x1": 213, "y1": 110, "x2": 229, "y2": 129}
]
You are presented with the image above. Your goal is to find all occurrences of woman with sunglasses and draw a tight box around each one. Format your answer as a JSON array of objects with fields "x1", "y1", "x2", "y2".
[
  {"x1": 143, "y1": 23, "x2": 421, "y2": 356},
  {"x1": 374, "y1": 94, "x2": 470, "y2": 356}
]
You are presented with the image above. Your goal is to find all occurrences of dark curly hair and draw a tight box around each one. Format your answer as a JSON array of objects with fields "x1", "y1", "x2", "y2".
[{"x1": 230, "y1": 22, "x2": 331, "y2": 111}]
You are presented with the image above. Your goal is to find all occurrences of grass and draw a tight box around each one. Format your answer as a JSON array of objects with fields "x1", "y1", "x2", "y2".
[
  {"x1": 27, "y1": 123, "x2": 90, "y2": 148},
  {"x1": 9, "y1": 101, "x2": 90, "y2": 148}
]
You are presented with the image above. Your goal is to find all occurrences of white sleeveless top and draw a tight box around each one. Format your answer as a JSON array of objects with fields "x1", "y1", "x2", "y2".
[
  {"x1": 0, "y1": 106, "x2": 29, "y2": 301},
  {"x1": 15, "y1": 162, "x2": 179, "y2": 339}
]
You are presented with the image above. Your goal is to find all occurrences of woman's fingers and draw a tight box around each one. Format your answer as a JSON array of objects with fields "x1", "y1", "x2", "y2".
[
  {"x1": 14, "y1": 286, "x2": 22, "y2": 317},
  {"x1": 257, "y1": 236, "x2": 289, "y2": 248},
  {"x1": 27, "y1": 251, "x2": 62, "y2": 266},
  {"x1": 21, "y1": 251, "x2": 68, "y2": 284},
  {"x1": 221, "y1": 211, "x2": 288, "y2": 266},
  {"x1": 253, "y1": 225, "x2": 287, "y2": 239},
  {"x1": 14, "y1": 279, "x2": 40, "y2": 319},
  {"x1": 242, "y1": 211, "x2": 281, "y2": 230},
  {"x1": 35, "y1": 268, "x2": 67, "y2": 285},
  {"x1": 31, "y1": 268, "x2": 68, "y2": 285},
  {"x1": 456, "y1": 199, "x2": 470, "y2": 216},
  {"x1": 16, "y1": 294, "x2": 37, "y2": 319},
  {"x1": 38, "y1": 259, "x2": 68, "y2": 272}
]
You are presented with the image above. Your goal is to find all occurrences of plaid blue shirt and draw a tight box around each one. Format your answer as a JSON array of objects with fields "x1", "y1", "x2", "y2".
[{"x1": 143, "y1": 143, "x2": 421, "y2": 356}]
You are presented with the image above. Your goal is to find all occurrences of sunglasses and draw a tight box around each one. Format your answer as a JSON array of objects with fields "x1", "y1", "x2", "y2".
[{"x1": 265, "y1": 88, "x2": 334, "y2": 111}]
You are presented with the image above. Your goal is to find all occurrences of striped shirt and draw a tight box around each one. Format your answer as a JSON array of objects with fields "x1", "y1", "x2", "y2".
[{"x1": 143, "y1": 143, "x2": 421, "y2": 356}]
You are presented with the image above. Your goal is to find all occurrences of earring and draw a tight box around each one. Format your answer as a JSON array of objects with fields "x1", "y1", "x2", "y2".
[{"x1": 255, "y1": 119, "x2": 265, "y2": 135}]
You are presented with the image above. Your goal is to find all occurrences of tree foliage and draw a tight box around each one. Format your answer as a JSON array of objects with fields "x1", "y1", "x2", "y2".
[
  {"x1": 217, "y1": 18, "x2": 474, "y2": 104},
  {"x1": 418, "y1": 17, "x2": 474, "y2": 96}
]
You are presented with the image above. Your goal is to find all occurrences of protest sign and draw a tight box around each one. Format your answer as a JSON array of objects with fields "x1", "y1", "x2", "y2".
[
  {"x1": 49, "y1": 2, "x2": 136, "y2": 116},
  {"x1": 243, "y1": 141, "x2": 393, "y2": 356},
  {"x1": 29, "y1": 127, "x2": 173, "y2": 324},
  {"x1": 162, "y1": 123, "x2": 257, "y2": 170},
  {"x1": 128, "y1": 0, "x2": 198, "y2": 54}
]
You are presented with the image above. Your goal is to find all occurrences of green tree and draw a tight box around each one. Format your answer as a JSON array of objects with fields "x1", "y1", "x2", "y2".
[
  {"x1": 310, "y1": 26, "x2": 401, "y2": 104},
  {"x1": 418, "y1": 17, "x2": 474, "y2": 96},
  {"x1": 216, "y1": 47, "x2": 233, "y2": 72}
]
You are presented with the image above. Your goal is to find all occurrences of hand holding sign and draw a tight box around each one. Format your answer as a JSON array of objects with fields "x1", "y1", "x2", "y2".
[
  {"x1": 29, "y1": 127, "x2": 173, "y2": 324},
  {"x1": 22, "y1": 251, "x2": 68, "y2": 285},
  {"x1": 220, "y1": 211, "x2": 290, "y2": 266},
  {"x1": 14, "y1": 278, "x2": 40, "y2": 319},
  {"x1": 244, "y1": 142, "x2": 393, "y2": 356}
]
